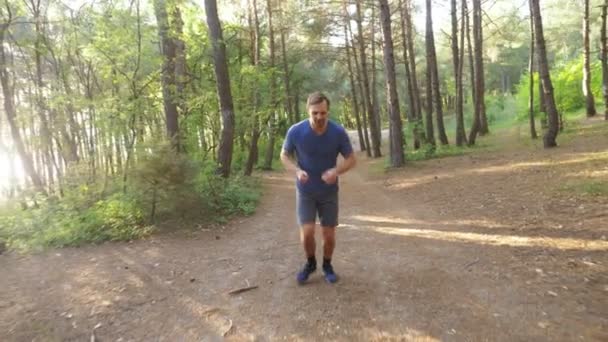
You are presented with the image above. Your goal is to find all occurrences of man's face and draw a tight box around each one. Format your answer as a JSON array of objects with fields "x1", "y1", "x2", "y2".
[{"x1": 308, "y1": 100, "x2": 329, "y2": 129}]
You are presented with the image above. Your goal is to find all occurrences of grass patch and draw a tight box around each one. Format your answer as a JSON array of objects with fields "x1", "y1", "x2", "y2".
[{"x1": 560, "y1": 180, "x2": 608, "y2": 197}]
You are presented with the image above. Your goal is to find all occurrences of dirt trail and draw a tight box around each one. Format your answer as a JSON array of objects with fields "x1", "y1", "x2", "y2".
[{"x1": 1, "y1": 122, "x2": 607, "y2": 341}]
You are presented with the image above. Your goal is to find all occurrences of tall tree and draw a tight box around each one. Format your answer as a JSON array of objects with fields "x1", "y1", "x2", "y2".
[
  {"x1": 583, "y1": 0, "x2": 596, "y2": 117},
  {"x1": 0, "y1": 21, "x2": 45, "y2": 193},
  {"x1": 425, "y1": 0, "x2": 449, "y2": 145},
  {"x1": 468, "y1": 0, "x2": 486, "y2": 145},
  {"x1": 424, "y1": 0, "x2": 436, "y2": 146},
  {"x1": 348, "y1": 9, "x2": 372, "y2": 156},
  {"x1": 356, "y1": 0, "x2": 381, "y2": 157},
  {"x1": 342, "y1": 4, "x2": 366, "y2": 152},
  {"x1": 244, "y1": 0, "x2": 262, "y2": 176},
  {"x1": 263, "y1": 0, "x2": 278, "y2": 169},
  {"x1": 530, "y1": 0, "x2": 559, "y2": 148},
  {"x1": 153, "y1": 0, "x2": 180, "y2": 151},
  {"x1": 601, "y1": 1, "x2": 608, "y2": 120},
  {"x1": 278, "y1": 2, "x2": 294, "y2": 124},
  {"x1": 452, "y1": 0, "x2": 467, "y2": 146},
  {"x1": 379, "y1": 0, "x2": 404, "y2": 167},
  {"x1": 529, "y1": 10, "x2": 538, "y2": 139},
  {"x1": 371, "y1": 4, "x2": 382, "y2": 148},
  {"x1": 401, "y1": 0, "x2": 425, "y2": 146},
  {"x1": 476, "y1": 0, "x2": 489, "y2": 135},
  {"x1": 205, "y1": 0, "x2": 236, "y2": 176}
]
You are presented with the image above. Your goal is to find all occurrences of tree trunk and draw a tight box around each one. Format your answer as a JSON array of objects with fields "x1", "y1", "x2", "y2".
[
  {"x1": 465, "y1": 0, "x2": 476, "y2": 112},
  {"x1": 530, "y1": 0, "x2": 559, "y2": 148},
  {"x1": 583, "y1": 0, "x2": 596, "y2": 117},
  {"x1": 469, "y1": 0, "x2": 486, "y2": 145},
  {"x1": 371, "y1": 4, "x2": 382, "y2": 148},
  {"x1": 0, "y1": 28, "x2": 45, "y2": 193},
  {"x1": 245, "y1": 0, "x2": 262, "y2": 176},
  {"x1": 398, "y1": 0, "x2": 421, "y2": 148},
  {"x1": 379, "y1": 0, "x2": 405, "y2": 167},
  {"x1": 452, "y1": 0, "x2": 467, "y2": 146},
  {"x1": 279, "y1": 12, "x2": 294, "y2": 124},
  {"x1": 343, "y1": 12, "x2": 366, "y2": 152},
  {"x1": 205, "y1": 0, "x2": 236, "y2": 176},
  {"x1": 154, "y1": 0, "x2": 180, "y2": 151},
  {"x1": 172, "y1": 5, "x2": 188, "y2": 118},
  {"x1": 348, "y1": 14, "x2": 372, "y2": 156},
  {"x1": 263, "y1": 0, "x2": 278, "y2": 170},
  {"x1": 602, "y1": 2, "x2": 608, "y2": 120},
  {"x1": 426, "y1": 0, "x2": 449, "y2": 145},
  {"x1": 475, "y1": 0, "x2": 489, "y2": 135},
  {"x1": 529, "y1": 10, "x2": 538, "y2": 139},
  {"x1": 424, "y1": 0, "x2": 436, "y2": 146},
  {"x1": 404, "y1": 0, "x2": 425, "y2": 145},
  {"x1": 356, "y1": 0, "x2": 382, "y2": 157}
]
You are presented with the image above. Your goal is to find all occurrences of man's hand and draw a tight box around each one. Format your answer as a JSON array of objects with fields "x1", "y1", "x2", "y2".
[
  {"x1": 321, "y1": 168, "x2": 338, "y2": 184},
  {"x1": 297, "y1": 169, "x2": 309, "y2": 183}
]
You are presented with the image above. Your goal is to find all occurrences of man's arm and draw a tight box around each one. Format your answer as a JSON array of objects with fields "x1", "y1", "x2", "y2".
[
  {"x1": 336, "y1": 153, "x2": 356, "y2": 175},
  {"x1": 322, "y1": 153, "x2": 356, "y2": 184},
  {"x1": 281, "y1": 149, "x2": 309, "y2": 183},
  {"x1": 280, "y1": 149, "x2": 298, "y2": 172}
]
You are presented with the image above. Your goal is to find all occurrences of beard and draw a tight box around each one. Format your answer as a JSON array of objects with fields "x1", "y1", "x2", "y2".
[{"x1": 313, "y1": 119, "x2": 326, "y2": 127}]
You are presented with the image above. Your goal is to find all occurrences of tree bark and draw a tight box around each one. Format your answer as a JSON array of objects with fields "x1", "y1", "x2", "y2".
[
  {"x1": 244, "y1": 0, "x2": 262, "y2": 176},
  {"x1": 602, "y1": 2, "x2": 608, "y2": 120},
  {"x1": 529, "y1": 9, "x2": 538, "y2": 139},
  {"x1": 205, "y1": 0, "x2": 236, "y2": 176},
  {"x1": 530, "y1": 0, "x2": 559, "y2": 148},
  {"x1": 348, "y1": 13, "x2": 372, "y2": 156},
  {"x1": 424, "y1": 0, "x2": 436, "y2": 146},
  {"x1": 583, "y1": 0, "x2": 596, "y2": 117},
  {"x1": 279, "y1": 6, "x2": 294, "y2": 125},
  {"x1": 452, "y1": 0, "x2": 467, "y2": 146},
  {"x1": 468, "y1": 0, "x2": 486, "y2": 145},
  {"x1": 356, "y1": 0, "x2": 382, "y2": 157},
  {"x1": 343, "y1": 10, "x2": 366, "y2": 152},
  {"x1": 172, "y1": 5, "x2": 188, "y2": 119},
  {"x1": 398, "y1": 0, "x2": 420, "y2": 148},
  {"x1": 379, "y1": 0, "x2": 405, "y2": 167},
  {"x1": 426, "y1": 0, "x2": 449, "y2": 145},
  {"x1": 371, "y1": 4, "x2": 382, "y2": 149},
  {"x1": 263, "y1": 0, "x2": 278, "y2": 169},
  {"x1": 0, "y1": 27, "x2": 45, "y2": 193},
  {"x1": 154, "y1": 0, "x2": 180, "y2": 151}
]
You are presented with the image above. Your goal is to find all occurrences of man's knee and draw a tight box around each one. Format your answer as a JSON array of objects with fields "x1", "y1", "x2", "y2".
[
  {"x1": 300, "y1": 223, "x2": 315, "y2": 238},
  {"x1": 321, "y1": 226, "x2": 336, "y2": 240}
]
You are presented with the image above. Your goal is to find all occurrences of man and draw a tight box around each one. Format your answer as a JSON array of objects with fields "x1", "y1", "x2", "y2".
[{"x1": 281, "y1": 92, "x2": 356, "y2": 284}]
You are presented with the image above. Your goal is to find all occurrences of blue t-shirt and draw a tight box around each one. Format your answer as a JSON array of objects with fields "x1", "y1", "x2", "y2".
[{"x1": 282, "y1": 120, "x2": 354, "y2": 194}]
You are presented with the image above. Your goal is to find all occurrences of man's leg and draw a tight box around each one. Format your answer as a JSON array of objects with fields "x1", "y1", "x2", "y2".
[
  {"x1": 319, "y1": 191, "x2": 339, "y2": 283},
  {"x1": 296, "y1": 190, "x2": 317, "y2": 283},
  {"x1": 300, "y1": 223, "x2": 316, "y2": 259},
  {"x1": 321, "y1": 226, "x2": 335, "y2": 260}
]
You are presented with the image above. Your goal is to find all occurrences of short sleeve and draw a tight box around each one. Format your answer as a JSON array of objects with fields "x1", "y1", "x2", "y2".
[
  {"x1": 282, "y1": 126, "x2": 296, "y2": 154},
  {"x1": 338, "y1": 127, "x2": 353, "y2": 157}
]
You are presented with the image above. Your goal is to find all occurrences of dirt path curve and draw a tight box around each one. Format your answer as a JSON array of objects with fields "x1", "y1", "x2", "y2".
[{"x1": 1, "y1": 141, "x2": 607, "y2": 341}]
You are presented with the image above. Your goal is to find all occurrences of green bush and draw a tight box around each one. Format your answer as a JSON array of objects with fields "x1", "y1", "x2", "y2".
[
  {"x1": 0, "y1": 145, "x2": 262, "y2": 251},
  {"x1": 515, "y1": 57, "x2": 603, "y2": 121}
]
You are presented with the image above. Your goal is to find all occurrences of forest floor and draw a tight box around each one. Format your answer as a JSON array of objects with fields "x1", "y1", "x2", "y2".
[{"x1": 1, "y1": 117, "x2": 607, "y2": 341}]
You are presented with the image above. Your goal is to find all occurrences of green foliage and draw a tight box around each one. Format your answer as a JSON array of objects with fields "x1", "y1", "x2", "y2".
[
  {"x1": 0, "y1": 192, "x2": 148, "y2": 250},
  {"x1": 0, "y1": 146, "x2": 262, "y2": 251},
  {"x1": 515, "y1": 58, "x2": 603, "y2": 121}
]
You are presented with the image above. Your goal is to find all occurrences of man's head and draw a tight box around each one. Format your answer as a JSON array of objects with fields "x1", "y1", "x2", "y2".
[{"x1": 307, "y1": 92, "x2": 330, "y2": 130}]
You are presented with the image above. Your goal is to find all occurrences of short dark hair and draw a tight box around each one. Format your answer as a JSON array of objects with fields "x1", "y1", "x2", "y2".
[{"x1": 306, "y1": 91, "x2": 330, "y2": 110}]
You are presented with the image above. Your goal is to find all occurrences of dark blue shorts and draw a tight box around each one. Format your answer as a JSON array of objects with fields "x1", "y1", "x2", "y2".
[{"x1": 296, "y1": 189, "x2": 339, "y2": 227}]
